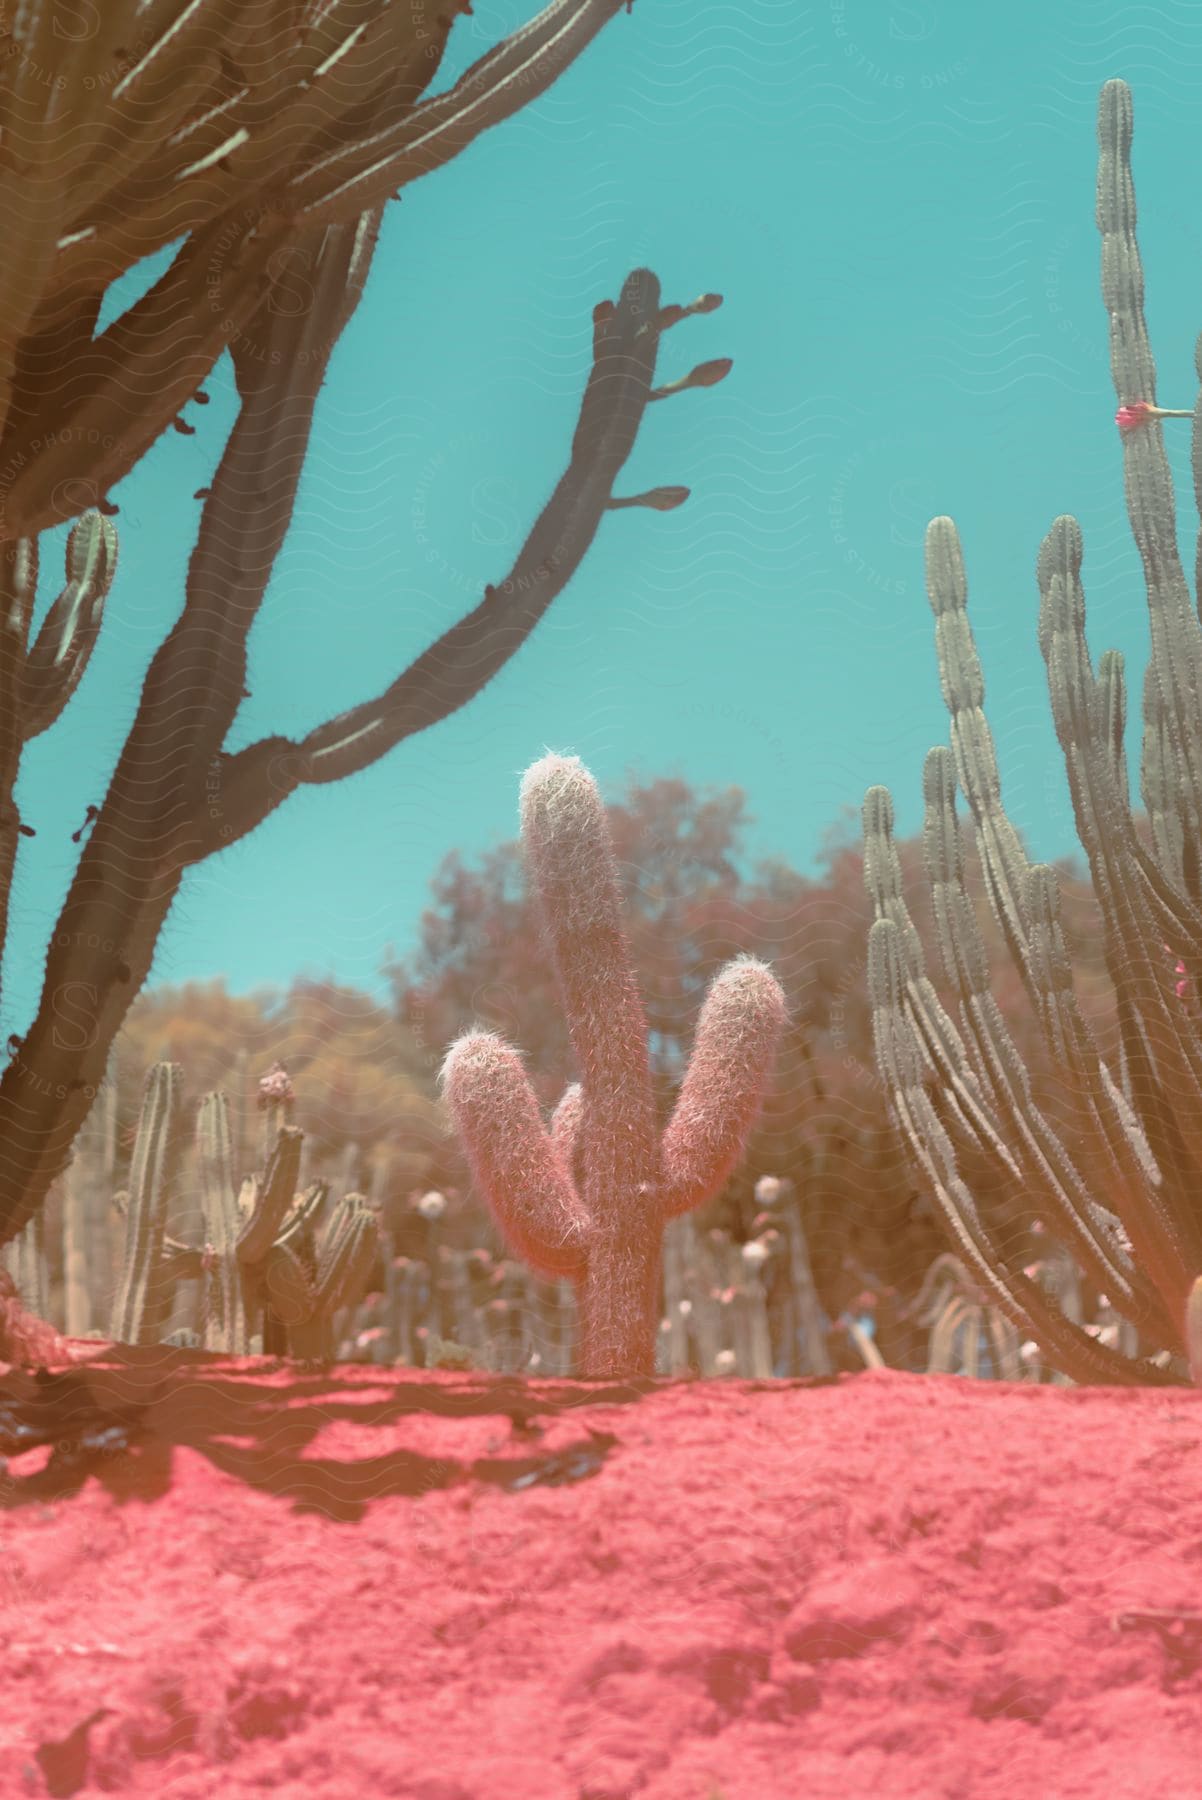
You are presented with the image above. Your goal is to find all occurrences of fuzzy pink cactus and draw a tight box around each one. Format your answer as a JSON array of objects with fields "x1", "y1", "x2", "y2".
[{"x1": 441, "y1": 754, "x2": 787, "y2": 1378}]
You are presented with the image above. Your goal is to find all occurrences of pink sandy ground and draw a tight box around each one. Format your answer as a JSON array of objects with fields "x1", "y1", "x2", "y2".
[{"x1": 0, "y1": 1344, "x2": 1200, "y2": 1799}]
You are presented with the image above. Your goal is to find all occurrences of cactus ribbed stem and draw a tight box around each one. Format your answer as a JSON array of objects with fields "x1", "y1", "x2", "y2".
[{"x1": 110, "y1": 1062, "x2": 184, "y2": 1345}]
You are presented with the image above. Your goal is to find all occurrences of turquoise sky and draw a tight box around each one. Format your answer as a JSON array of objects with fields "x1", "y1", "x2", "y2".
[{"x1": 9, "y1": 2, "x2": 1202, "y2": 1020}]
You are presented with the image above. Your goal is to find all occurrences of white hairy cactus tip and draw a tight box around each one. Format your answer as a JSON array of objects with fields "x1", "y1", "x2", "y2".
[
  {"x1": 439, "y1": 1029, "x2": 511, "y2": 1092},
  {"x1": 519, "y1": 751, "x2": 625, "y2": 934}
]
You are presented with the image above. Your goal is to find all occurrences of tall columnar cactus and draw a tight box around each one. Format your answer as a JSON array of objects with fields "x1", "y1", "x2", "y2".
[
  {"x1": 862, "y1": 80, "x2": 1202, "y2": 1385},
  {"x1": 441, "y1": 754, "x2": 787, "y2": 1377},
  {"x1": 109, "y1": 1062, "x2": 186, "y2": 1345}
]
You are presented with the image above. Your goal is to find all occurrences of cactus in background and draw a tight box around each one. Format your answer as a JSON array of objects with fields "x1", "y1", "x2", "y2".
[
  {"x1": 441, "y1": 754, "x2": 787, "y2": 1378},
  {"x1": 863, "y1": 80, "x2": 1202, "y2": 1385},
  {"x1": 62, "y1": 1058, "x2": 119, "y2": 1337},
  {"x1": 191, "y1": 1092, "x2": 304, "y2": 1354},
  {"x1": 914, "y1": 1257, "x2": 1024, "y2": 1380},
  {"x1": 0, "y1": 1209, "x2": 46, "y2": 1321},
  {"x1": 752, "y1": 1173, "x2": 832, "y2": 1376},
  {"x1": 286, "y1": 1195, "x2": 382, "y2": 1362},
  {"x1": 109, "y1": 1063, "x2": 186, "y2": 1345},
  {"x1": 183, "y1": 1099, "x2": 382, "y2": 1359},
  {"x1": 99, "y1": 1066, "x2": 380, "y2": 1358}
]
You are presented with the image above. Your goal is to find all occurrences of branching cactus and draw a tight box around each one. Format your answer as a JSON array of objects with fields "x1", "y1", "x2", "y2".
[
  {"x1": 104, "y1": 1070, "x2": 381, "y2": 1359},
  {"x1": 441, "y1": 754, "x2": 787, "y2": 1377}
]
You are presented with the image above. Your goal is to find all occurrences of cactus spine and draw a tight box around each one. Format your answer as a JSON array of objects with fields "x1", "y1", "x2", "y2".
[{"x1": 441, "y1": 754, "x2": 787, "y2": 1378}]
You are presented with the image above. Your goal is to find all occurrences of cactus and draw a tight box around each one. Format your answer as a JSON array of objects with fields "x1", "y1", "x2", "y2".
[
  {"x1": 109, "y1": 1063, "x2": 185, "y2": 1345},
  {"x1": 99, "y1": 1064, "x2": 381, "y2": 1360},
  {"x1": 0, "y1": 0, "x2": 735, "y2": 1272},
  {"x1": 441, "y1": 754, "x2": 787, "y2": 1378},
  {"x1": 0, "y1": 264, "x2": 733, "y2": 1262},
  {"x1": 62, "y1": 1059, "x2": 119, "y2": 1337},
  {"x1": 287, "y1": 1195, "x2": 381, "y2": 1362},
  {"x1": 862, "y1": 80, "x2": 1202, "y2": 1384},
  {"x1": 0, "y1": 1, "x2": 635, "y2": 539},
  {"x1": 194, "y1": 1091, "x2": 251, "y2": 1353},
  {"x1": 0, "y1": 1209, "x2": 46, "y2": 1320},
  {"x1": 753, "y1": 1174, "x2": 832, "y2": 1376},
  {"x1": 19, "y1": 512, "x2": 118, "y2": 740},
  {"x1": 917, "y1": 1258, "x2": 1024, "y2": 1380}
]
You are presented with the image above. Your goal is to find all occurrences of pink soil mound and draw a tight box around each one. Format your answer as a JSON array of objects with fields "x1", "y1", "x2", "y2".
[{"x1": 1, "y1": 1347, "x2": 1200, "y2": 1799}]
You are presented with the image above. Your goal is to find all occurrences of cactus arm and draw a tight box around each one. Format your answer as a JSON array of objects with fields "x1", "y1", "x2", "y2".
[
  {"x1": 261, "y1": 1240, "x2": 319, "y2": 1331},
  {"x1": 188, "y1": 273, "x2": 725, "y2": 849},
  {"x1": 926, "y1": 517, "x2": 1035, "y2": 985},
  {"x1": 109, "y1": 1062, "x2": 184, "y2": 1345},
  {"x1": 195, "y1": 1091, "x2": 251, "y2": 1353},
  {"x1": 290, "y1": 0, "x2": 630, "y2": 225},
  {"x1": 287, "y1": 1194, "x2": 380, "y2": 1360},
  {"x1": 0, "y1": 536, "x2": 37, "y2": 1008},
  {"x1": 236, "y1": 1126, "x2": 304, "y2": 1264},
  {"x1": 657, "y1": 957, "x2": 788, "y2": 1220},
  {"x1": 441, "y1": 1032, "x2": 590, "y2": 1278},
  {"x1": 518, "y1": 753, "x2": 659, "y2": 1188},
  {"x1": 0, "y1": 2, "x2": 630, "y2": 539},
  {"x1": 0, "y1": 209, "x2": 296, "y2": 540},
  {"x1": 21, "y1": 512, "x2": 118, "y2": 739},
  {"x1": 1097, "y1": 82, "x2": 1202, "y2": 863}
]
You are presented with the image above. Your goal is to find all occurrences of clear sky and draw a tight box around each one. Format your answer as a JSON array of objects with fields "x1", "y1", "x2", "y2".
[{"x1": 8, "y1": 1, "x2": 1202, "y2": 1023}]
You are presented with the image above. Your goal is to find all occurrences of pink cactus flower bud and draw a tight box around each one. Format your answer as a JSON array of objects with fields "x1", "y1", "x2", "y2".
[{"x1": 1116, "y1": 400, "x2": 1191, "y2": 431}]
